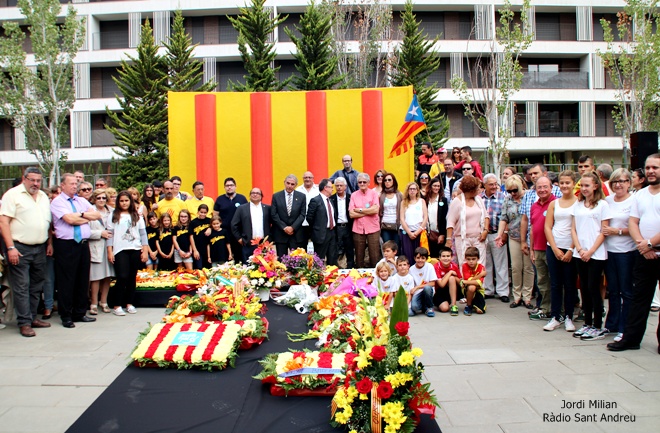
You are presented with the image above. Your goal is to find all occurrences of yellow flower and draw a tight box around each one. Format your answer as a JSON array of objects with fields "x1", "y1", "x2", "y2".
[
  {"x1": 349, "y1": 430, "x2": 357, "y2": 433},
  {"x1": 398, "y1": 351, "x2": 414, "y2": 366},
  {"x1": 411, "y1": 347, "x2": 423, "y2": 357},
  {"x1": 359, "y1": 393, "x2": 368, "y2": 400},
  {"x1": 356, "y1": 352, "x2": 371, "y2": 369},
  {"x1": 334, "y1": 410, "x2": 350, "y2": 424}
]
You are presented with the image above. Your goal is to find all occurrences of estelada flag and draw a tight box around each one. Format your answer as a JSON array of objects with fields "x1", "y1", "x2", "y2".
[{"x1": 388, "y1": 94, "x2": 426, "y2": 158}]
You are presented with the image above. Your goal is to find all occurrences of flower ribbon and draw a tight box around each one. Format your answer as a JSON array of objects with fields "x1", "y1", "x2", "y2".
[{"x1": 371, "y1": 382, "x2": 382, "y2": 433}]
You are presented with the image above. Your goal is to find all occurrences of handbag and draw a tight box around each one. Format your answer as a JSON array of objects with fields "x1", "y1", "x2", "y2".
[
  {"x1": 380, "y1": 222, "x2": 398, "y2": 231},
  {"x1": 428, "y1": 230, "x2": 440, "y2": 243}
]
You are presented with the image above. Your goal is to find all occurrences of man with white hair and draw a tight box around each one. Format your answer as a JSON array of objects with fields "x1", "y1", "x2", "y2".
[
  {"x1": 349, "y1": 172, "x2": 381, "y2": 268},
  {"x1": 482, "y1": 173, "x2": 510, "y2": 302},
  {"x1": 331, "y1": 177, "x2": 355, "y2": 268},
  {"x1": 597, "y1": 163, "x2": 613, "y2": 196}
]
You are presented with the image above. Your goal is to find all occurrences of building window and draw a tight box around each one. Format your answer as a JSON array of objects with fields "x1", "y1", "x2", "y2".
[
  {"x1": 535, "y1": 13, "x2": 560, "y2": 40},
  {"x1": 99, "y1": 21, "x2": 129, "y2": 50},
  {"x1": 278, "y1": 13, "x2": 302, "y2": 43},
  {"x1": 538, "y1": 103, "x2": 578, "y2": 136},
  {"x1": 0, "y1": 118, "x2": 15, "y2": 151},
  {"x1": 90, "y1": 67, "x2": 121, "y2": 99},
  {"x1": 216, "y1": 62, "x2": 246, "y2": 91},
  {"x1": 219, "y1": 16, "x2": 239, "y2": 44},
  {"x1": 91, "y1": 113, "x2": 116, "y2": 147}
]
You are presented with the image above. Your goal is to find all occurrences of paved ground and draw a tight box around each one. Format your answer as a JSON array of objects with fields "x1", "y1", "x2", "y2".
[{"x1": 0, "y1": 300, "x2": 658, "y2": 433}]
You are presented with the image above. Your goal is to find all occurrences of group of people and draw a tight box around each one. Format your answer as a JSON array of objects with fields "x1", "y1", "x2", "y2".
[{"x1": 1, "y1": 148, "x2": 659, "y2": 355}]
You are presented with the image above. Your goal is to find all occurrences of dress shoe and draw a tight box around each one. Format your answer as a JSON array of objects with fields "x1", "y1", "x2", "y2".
[
  {"x1": 484, "y1": 294, "x2": 495, "y2": 299},
  {"x1": 31, "y1": 319, "x2": 51, "y2": 328},
  {"x1": 42, "y1": 310, "x2": 52, "y2": 320},
  {"x1": 20, "y1": 325, "x2": 36, "y2": 337},
  {"x1": 500, "y1": 296, "x2": 510, "y2": 303},
  {"x1": 62, "y1": 321, "x2": 76, "y2": 328},
  {"x1": 606, "y1": 341, "x2": 640, "y2": 351},
  {"x1": 73, "y1": 315, "x2": 96, "y2": 323}
]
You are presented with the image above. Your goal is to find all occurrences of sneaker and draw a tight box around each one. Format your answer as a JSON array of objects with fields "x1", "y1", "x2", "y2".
[
  {"x1": 450, "y1": 305, "x2": 458, "y2": 316},
  {"x1": 464, "y1": 305, "x2": 472, "y2": 316},
  {"x1": 425, "y1": 308, "x2": 435, "y2": 318},
  {"x1": 573, "y1": 325, "x2": 591, "y2": 338},
  {"x1": 529, "y1": 310, "x2": 548, "y2": 321},
  {"x1": 528, "y1": 307, "x2": 540, "y2": 316},
  {"x1": 126, "y1": 305, "x2": 137, "y2": 314},
  {"x1": 113, "y1": 307, "x2": 126, "y2": 316},
  {"x1": 564, "y1": 317, "x2": 576, "y2": 332},
  {"x1": 581, "y1": 327, "x2": 607, "y2": 341},
  {"x1": 613, "y1": 333, "x2": 623, "y2": 342},
  {"x1": 459, "y1": 298, "x2": 467, "y2": 304},
  {"x1": 543, "y1": 317, "x2": 562, "y2": 331},
  {"x1": 575, "y1": 309, "x2": 584, "y2": 322},
  {"x1": 558, "y1": 315, "x2": 565, "y2": 323}
]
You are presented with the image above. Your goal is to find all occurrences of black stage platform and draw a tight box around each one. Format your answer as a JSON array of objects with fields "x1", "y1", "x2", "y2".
[{"x1": 66, "y1": 303, "x2": 441, "y2": 433}]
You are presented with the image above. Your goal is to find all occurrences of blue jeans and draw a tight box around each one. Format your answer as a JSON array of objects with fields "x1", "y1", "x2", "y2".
[
  {"x1": 411, "y1": 286, "x2": 434, "y2": 313},
  {"x1": 380, "y1": 229, "x2": 400, "y2": 250},
  {"x1": 43, "y1": 255, "x2": 55, "y2": 310},
  {"x1": 546, "y1": 246, "x2": 577, "y2": 320},
  {"x1": 604, "y1": 251, "x2": 635, "y2": 333}
]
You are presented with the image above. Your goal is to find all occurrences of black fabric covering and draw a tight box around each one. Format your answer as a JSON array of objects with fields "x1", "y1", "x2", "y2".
[{"x1": 67, "y1": 304, "x2": 441, "y2": 433}]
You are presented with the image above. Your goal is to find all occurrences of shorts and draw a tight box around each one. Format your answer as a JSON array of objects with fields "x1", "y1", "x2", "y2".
[
  {"x1": 433, "y1": 285, "x2": 451, "y2": 306},
  {"x1": 174, "y1": 250, "x2": 193, "y2": 264},
  {"x1": 146, "y1": 256, "x2": 159, "y2": 266},
  {"x1": 462, "y1": 286, "x2": 486, "y2": 312}
]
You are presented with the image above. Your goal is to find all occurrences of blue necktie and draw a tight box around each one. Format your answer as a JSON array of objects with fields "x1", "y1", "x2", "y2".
[{"x1": 68, "y1": 198, "x2": 82, "y2": 243}]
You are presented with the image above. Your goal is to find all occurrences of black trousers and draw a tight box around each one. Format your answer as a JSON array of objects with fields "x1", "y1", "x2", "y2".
[
  {"x1": 313, "y1": 229, "x2": 338, "y2": 267},
  {"x1": 621, "y1": 254, "x2": 660, "y2": 346},
  {"x1": 54, "y1": 238, "x2": 91, "y2": 321},
  {"x1": 574, "y1": 258, "x2": 606, "y2": 328},
  {"x1": 111, "y1": 249, "x2": 143, "y2": 308},
  {"x1": 336, "y1": 224, "x2": 355, "y2": 268}
]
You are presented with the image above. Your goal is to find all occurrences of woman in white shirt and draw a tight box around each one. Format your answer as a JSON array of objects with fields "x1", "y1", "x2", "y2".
[
  {"x1": 571, "y1": 172, "x2": 612, "y2": 341},
  {"x1": 544, "y1": 170, "x2": 578, "y2": 331},
  {"x1": 399, "y1": 182, "x2": 428, "y2": 264},
  {"x1": 425, "y1": 177, "x2": 448, "y2": 258},
  {"x1": 602, "y1": 168, "x2": 636, "y2": 342},
  {"x1": 379, "y1": 173, "x2": 403, "y2": 249}
]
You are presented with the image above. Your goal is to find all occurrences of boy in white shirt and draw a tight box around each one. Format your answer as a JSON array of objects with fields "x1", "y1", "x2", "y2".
[
  {"x1": 372, "y1": 240, "x2": 398, "y2": 277},
  {"x1": 409, "y1": 247, "x2": 438, "y2": 317},
  {"x1": 389, "y1": 256, "x2": 416, "y2": 316}
]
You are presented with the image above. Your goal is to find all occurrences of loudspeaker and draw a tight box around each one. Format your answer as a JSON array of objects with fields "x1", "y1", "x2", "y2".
[{"x1": 630, "y1": 132, "x2": 659, "y2": 170}]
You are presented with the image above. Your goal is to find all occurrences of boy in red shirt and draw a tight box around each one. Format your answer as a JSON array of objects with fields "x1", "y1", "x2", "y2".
[
  {"x1": 460, "y1": 247, "x2": 487, "y2": 315},
  {"x1": 433, "y1": 247, "x2": 461, "y2": 315}
]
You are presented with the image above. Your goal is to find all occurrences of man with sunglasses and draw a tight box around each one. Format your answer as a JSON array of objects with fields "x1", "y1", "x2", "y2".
[
  {"x1": 453, "y1": 146, "x2": 484, "y2": 180},
  {"x1": 78, "y1": 182, "x2": 93, "y2": 201}
]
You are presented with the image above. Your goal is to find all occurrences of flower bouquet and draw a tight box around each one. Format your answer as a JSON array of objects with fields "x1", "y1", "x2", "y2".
[
  {"x1": 330, "y1": 289, "x2": 439, "y2": 433},
  {"x1": 225, "y1": 318, "x2": 269, "y2": 350},
  {"x1": 131, "y1": 321, "x2": 242, "y2": 371},
  {"x1": 163, "y1": 284, "x2": 264, "y2": 323},
  {"x1": 246, "y1": 238, "x2": 286, "y2": 300},
  {"x1": 254, "y1": 350, "x2": 358, "y2": 396},
  {"x1": 323, "y1": 273, "x2": 378, "y2": 299},
  {"x1": 281, "y1": 248, "x2": 326, "y2": 289}
]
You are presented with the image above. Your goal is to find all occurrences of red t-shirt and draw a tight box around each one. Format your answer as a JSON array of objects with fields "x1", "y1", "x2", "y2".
[
  {"x1": 434, "y1": 261, "x2": 461, "y2": 280},
  {"x1": 529, "y1": 195, "x2": 556, "y2": 251},
  {"x1": 461, "y1": 263, "x2": 485, "y2": 283}
]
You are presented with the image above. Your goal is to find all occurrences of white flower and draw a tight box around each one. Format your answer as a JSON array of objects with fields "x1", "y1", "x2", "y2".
[
  {"x1": 250, "y1": 279, "x2": 258, "y2": 286},
  {"x1": 275, "y1": 280, "x2": 282, "y2": 288}
]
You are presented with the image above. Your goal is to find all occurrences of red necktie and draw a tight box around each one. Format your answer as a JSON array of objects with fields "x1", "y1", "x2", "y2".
[{"x1": 326, "y1": 198, "x2": 334, "y2": 229}]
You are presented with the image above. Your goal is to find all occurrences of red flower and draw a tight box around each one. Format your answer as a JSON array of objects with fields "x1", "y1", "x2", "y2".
[
  {"x1": 370, "y1": 346, "x2": 387, "y2": 362},
  {"x1": 395, "y1": 321, "x2": 410, "y2": 336},
  {"x1": 377, "y1": 381, "x2": 393, "y2": 399},
  {"x1": 356, "y1": 377, "x2": 373, "y2": 394}
]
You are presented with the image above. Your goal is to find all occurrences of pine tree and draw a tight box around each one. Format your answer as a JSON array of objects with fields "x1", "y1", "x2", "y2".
[
  {"x1": 105, "y1": 19, "x2": 169, "y2": 190},
  {"x1": 285, "y1": 0, "x2": 343, "y2": 90},
  {"x1": 228, "y1": 0, "x2": 289, "y2": 91},
  {"x1": 164, "y1": 10, "x2": 216, "y2": 92},
  {"x1": 390, "y1": 0, "x2": 450, "y2": 153}
]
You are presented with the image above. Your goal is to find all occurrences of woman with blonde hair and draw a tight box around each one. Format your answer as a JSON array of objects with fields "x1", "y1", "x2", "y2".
[
  {"x1": 496, "y1": 174, "x2": 533, "y2": 308},
  {"x1": 399, "y1": 181, "x2": 428, "y2": 263},
  {"x1": 88, "y1": 188, "x2": 114, "y2": 314},
  {"x1": 446, "y1": 175, "x2": 489, "y2": 267}
]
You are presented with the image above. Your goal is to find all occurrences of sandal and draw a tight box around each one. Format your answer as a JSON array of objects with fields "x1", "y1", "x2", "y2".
[
  {"x1": 89, "y1": 305, "x2": 98, "y2": 315},
  {"x1": 510, "y1": 300, "x2": 522, "y2": 308},
  {"x1": 524, "y1": 302, "x2": 534, "y2": 310},
  {"x1": 99, "y1": 303, "x2": 111, "y2": 313}
]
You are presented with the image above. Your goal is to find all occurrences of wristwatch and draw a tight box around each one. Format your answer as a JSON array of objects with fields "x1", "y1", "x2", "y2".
[
  {"x1": 7, "y1": 246, "x2": 16, "y2": 251},
  {"x1": 80, "y1": 212, "x2": 85, "y2": 218},
  {"x1": 618, "y1": 229, "x2": 622, "y2": 236},
  {"x1": 647, "y1": 240, "x2": 653, "y2": 248}
]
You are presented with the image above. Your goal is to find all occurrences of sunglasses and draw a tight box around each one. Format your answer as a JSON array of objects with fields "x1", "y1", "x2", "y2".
[
  {"x1": 462, "y1": 167, "x2": 473, "y2": 171},
  {"x1": 96, "y1": 196, "x2": 107, "y2": 200},
  {"x1": 384, "y1": 178, "x2": 393, "y2": 182},
  {"x1": 357, "y1": 181, "x2": 368, "y2": 184},
  {"x1": 376, "y1": 174, "x2": 383, "y2": 178},
  {"x1": 420, "y1": 176, "x2": 429, "y2": 180},
  {"x1": 506, "y1": 189, "x2": 519, "y2": 194},
  {"x1": 80, "y1": 188, "x2": 92, "y2": 192}
]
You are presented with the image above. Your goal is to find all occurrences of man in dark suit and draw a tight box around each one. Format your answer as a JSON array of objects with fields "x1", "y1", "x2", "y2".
[
  {"x1": 271, "y1": 175, "x2": 307, "y2": 257},
  {"x1": 442, "y1": 157, "x2": 462, "y2": 201},
  {"x1": 231, "y1": 188, "x2": 271, "y2": 260},
  {"x1": 330, "y1": 177, "x2": 355, "y2": 268},
  {"x1": 306, "y1": 179, "x2": 338, "y2": 266}
]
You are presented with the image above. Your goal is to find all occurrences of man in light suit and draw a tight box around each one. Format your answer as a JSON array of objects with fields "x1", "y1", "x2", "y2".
[
  {"x1": 270, "y1": 175, "x2": 307, "y2": 257},
  {"x1": 330, "y1": 177, "x2": 354, "y2": 268},
  {"x1": 306, "y1": 179, "x2": 338, "y2": 266},
  {"x1": 231, "y1": 188, "x2": 271, "y2": 260}
]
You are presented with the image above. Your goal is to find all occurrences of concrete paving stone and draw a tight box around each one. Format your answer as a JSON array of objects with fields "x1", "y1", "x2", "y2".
[
  {"x1": 0, "y1": 368, "x2": 59, "y2": 386},
  {"x1": 499, "y1": 421, "x2": 602, "y2": 433},
  {"x1": 447, "y1": 348, "x2": 523, "y2": 365},
  {"x1": 512, "y1": 344, "x2": 610, "y2": 362},
  {"x1": 614, "y1": 352, "x2": 660, "y2": 372},
  {"x1": 491, "y1": 360, "x2": 574, "y2": 378},
  {"x1": 417, "y1": 346, "x2": 458, "y2": 366},
  {"x1": 54, "y1": 386, "x2": 106, "y2": 407},
  {"x1": 43, "y1": 367, "x2": 121, "y2": 387},
  {"x1": 523, "y1": 393, "x2": 635, "y2": 420},
  {"x1": 0, "y1": 386, "x2": 72, "y2": 407},
  {"x1": 603, "y1": 391, "x2": 660, "y2": 417},
  {"x1": 543, "y1": 373, "x2": 639, "y2": 395},
  {"x1": 560, "y1": 355, "x2": 647, "y2": 374},
  {"x1": 596, "y1": 415, "x2": 657, "y2": 433},
  {"x1": 467, "y1": 376, "x2": 559, "y2": 400},
  {"x1": 441, "y1": 398, "x2": 537, "y2": 426},
  {"x1": 440, "y1": 424, "x2": 505, "y2": 433},
  {"x1": 0, "y1": 356, "x2": 51, "y2": 369},
  {"x1": 616, "y1": 370, "x2": 660, "y2": 392},
  {"x1": 0, "y1": 406, "x2": 82, "y2": 433}
]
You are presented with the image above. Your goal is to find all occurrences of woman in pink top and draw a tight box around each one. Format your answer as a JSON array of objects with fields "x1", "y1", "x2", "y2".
[{"x1": 445, "y1": 175, "x2": 489, "y2": 267}]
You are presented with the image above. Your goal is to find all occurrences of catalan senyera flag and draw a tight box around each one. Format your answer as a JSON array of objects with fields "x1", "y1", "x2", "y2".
[
  {"x1": 388, "y1": 94, "x2": 427, "y2": 158},
  {"x1": 168, "y1": 87, "x2": 415, "y2": 203}
]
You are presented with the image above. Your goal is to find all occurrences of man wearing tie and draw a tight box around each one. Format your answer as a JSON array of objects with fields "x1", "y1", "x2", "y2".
[
  {"x1": 307, "y1": 179, "x2": 338, "y2": 265},
  {"x1": 271, "y1": 175, "x2": 307, "y2": 257},
  {"x1": 50, "y1": 173, "x2": 101, "y2": 328}
]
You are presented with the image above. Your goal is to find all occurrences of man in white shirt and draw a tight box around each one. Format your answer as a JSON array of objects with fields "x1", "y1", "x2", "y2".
[
  {"x1": 608, "y1": 154, "x2": 660, "y2": 353},
  {"x1": 231, "y1": 188, "x2": 271, "y2": 260},
  {"x1": 306, "y1": 179, "x2": 337, "y2": 265},
  {"x1": 296, "y1": 171, "x2": 320, "y2": 247},
  {"x1": 331, "y1": 177, "x2": 355, "y2": 268}
]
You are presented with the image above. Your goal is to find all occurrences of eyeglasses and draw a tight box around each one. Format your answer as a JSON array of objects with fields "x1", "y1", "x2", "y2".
[
  {"x1": 462, "y1": 167, "x2": 473, "y2": 171},
  {"x1": 376, "y1": 174, "x2": 383, "y2": 178},
  {"x1": 409, "y1": 187, "x2": 418, "y2": 191},
  {"x1": 80, "y1": 188, "x2": 92, "y2": 192},
  {"x1": 357, "y1": 181, "x2": 368, "y2": 184},
  {"x1": 506, "y1": 189, "x2": 519, "y2": 194},
  {"x1": 611, "y1": 179, "x2": 630, "y2": 185},
  {"x1": 384, "y1": 178, "x2": 393, "y2": 182},
  {"x1": 96, "y1": 196, "x2": 107, "y2": 200},
  {"x1": 342, "y1": 159, "x2": 352, "y2": 163},
  {"x1": 250, "y1": 191, "x2": 262, "y2": 195}
]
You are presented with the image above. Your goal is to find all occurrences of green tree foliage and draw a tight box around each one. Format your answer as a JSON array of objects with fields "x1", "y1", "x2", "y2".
[
  {"x1": 285, "y1": 0, "x2": 343, "y2": 90},
  {"x1": 450, "y1": 0, "x2": 532, "y2": 177},
  {"x1": 0, "y1": 0, "x2": 85, "y2": 185},
  {"x1": 105, "y1": 19, "x2": 169, "y2": 190},
  {"x1": 390, "y1": 0, "x2": 450, "y2": 154},
  {"x1": 229, "y1": 0, "x2": 289, "y2": 91},
  {"x1": 598, "y1": 0, "x2": 660, "y2": 165},
  {"x1": 164, "y1": 10, "x2": 216, "y2": 92}
]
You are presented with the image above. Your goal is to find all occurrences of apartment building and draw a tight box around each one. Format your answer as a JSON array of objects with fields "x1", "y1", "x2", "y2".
[{"x1": 0, "y1": 0, "x2": 630, "y2": 167}]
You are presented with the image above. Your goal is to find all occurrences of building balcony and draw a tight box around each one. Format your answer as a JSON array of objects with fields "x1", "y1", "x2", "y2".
[{"x1": 521, "y1": 71, "x2": 589, "y2": 89}]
